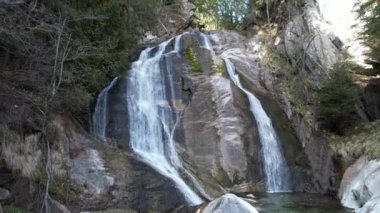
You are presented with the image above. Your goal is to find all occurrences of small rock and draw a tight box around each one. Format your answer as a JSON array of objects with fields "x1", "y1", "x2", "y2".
[
  {"x1": 200, "y1": 193, "x2": 259, "y2": 213},
  {"x1": 0, "y1": 188, "x2": 10, "y2": 201},
  {"x1": 246, "y1": 194, "x2": 256, "y2": 199}
]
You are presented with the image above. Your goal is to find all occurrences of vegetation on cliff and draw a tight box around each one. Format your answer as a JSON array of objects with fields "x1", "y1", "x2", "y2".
[
  {"x1": 318, "y1": 64, "x2": 359, "y2": 133},
  {"x1": 0, "y1": 0, "x2": 163, "y2": 127},
  {"x1": 0, "y1": 0, "x2": 165, "y2": 211},
  {"x1": 355, "y1": 0, "x2": 380, "y2": 65}
]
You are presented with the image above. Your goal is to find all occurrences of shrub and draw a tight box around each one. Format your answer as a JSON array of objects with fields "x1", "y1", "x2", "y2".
[{"x1": 318, "y1": 66, "x2": 359, "y2": 133}]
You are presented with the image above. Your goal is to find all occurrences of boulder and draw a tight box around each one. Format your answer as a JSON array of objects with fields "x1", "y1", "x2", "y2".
[
  {"x1": 339, "y1": 157, "x2": 380, "y2": 212},
  {"x1": 0, "y1": 188, "x2": 10, "y2": 202},
  {"x1": 199, "y1": 193, "x2": 259, "y2": 213}
]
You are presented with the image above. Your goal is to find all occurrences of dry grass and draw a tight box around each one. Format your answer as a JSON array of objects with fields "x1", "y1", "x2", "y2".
[
  {"x1": 0, "y1": 125, "x2": 42, "y2": 178},
  {"x1": 329, "y1": 121, "x2": 380, "y2": 159},
  {"x1": 0, "y1": 121, "x2": 69, "y2": 179}
]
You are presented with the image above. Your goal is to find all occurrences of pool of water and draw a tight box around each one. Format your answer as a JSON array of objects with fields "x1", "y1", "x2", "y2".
[{"x1": 254, "y1": 193, "x2": 351, "y2": 213}]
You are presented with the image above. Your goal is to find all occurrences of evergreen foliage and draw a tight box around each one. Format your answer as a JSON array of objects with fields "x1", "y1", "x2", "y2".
[
  {"x1": 192, "y1": 0, "x2": 250, "y2": 29},
  {"x1": 318, "y1": 65, "x2": 359, "y2": 133},
  {"x1": 355, "y1": 0, "x2": 380, "y2": 63},
  {"x1": 63, "y1": 0, "x2": 162, "y2": 105},
  {"x1": 192, "y1": 0, "x2": 285, "y2": 29}
]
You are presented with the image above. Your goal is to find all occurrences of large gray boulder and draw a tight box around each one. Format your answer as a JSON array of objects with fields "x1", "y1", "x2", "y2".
[{"x1": 339, "y1": 157, "x2": 380, "y2": 212}]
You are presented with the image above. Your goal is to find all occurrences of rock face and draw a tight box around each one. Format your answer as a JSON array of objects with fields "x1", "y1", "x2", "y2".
[
  {"x1": 105, "y1": 77, "x2": 130, "y2": 149},
  {"x1": 182, "y1": 73, "x2": 262, "y2": 190},
  {"x1": 364, "y1": 78, "x2": 380, "y2": 120},
  {"x1": 101, "y1": 32, "x2": 265, "y2": 197},
  {"x1": 198, "y1": 193, "x2": 259, "y2": 213},
  {"x1": 339, "y1": 157, "x2": 380, "y2": 212},
  {"x1": 144, "y1": 0, "x2": 196, "y2": 41},
  {"x1": 284, "y1": 0, "x2": 342, "y2": 85},
  {"x1": 70, "y1": 149, "x2": 114, "y2": 195},
  {"x1": 50, "y1": 117, "x2": 187, "y2": 212},
  {"x1": 209, "y1": 30, "x2": 335, "y2": 193}
]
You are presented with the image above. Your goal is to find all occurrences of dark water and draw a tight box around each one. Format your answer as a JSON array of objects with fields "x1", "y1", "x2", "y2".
[{"x1": 254, "y1": 193, "x2": 351, "y2": 213}]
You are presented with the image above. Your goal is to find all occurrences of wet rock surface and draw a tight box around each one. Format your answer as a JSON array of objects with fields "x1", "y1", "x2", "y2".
[{"x1": 209, "y1": 30, "x2": 334, "y2": 193}]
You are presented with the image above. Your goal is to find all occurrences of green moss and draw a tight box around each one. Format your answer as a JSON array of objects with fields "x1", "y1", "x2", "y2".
[
  {"x1": 217, "y1": 62, "x2": 228, "y2": 78},
  {"x1": 211, "y1": 165, "x2": 232, "y2": 187},
  {"x1": 184, "y1": 47, "x2": 202, "y2": 73}
]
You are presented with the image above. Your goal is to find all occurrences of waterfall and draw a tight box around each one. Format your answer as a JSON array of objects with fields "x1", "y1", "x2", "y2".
[
  {"x1": 200, "y1": 33, "x2": 213, "y2": 50},
  {"x1": 126, "y1": 34, "x2": 203, "y2": 205},
  {"x1": 91, "y1": 77, "x2": 118, "y2": 142},
  {"x1": 223, "y1": 58, "x2": 292, "y2": 193}
]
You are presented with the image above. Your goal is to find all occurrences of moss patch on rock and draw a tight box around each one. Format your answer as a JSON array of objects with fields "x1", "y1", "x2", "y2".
[
  {"x1": 217, "y1": 62, "x2": 228, "y2": 78},
  {"x1": 184, "y1": 47, "x2": 202, "y2": 73},
  {"x1": 211, "y1": 165, "x2": 232, "y2": 187}
]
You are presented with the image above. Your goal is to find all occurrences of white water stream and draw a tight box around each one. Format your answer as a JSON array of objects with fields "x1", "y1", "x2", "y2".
[
  {"x1": 223, "y1": 58, "x2": 292, "y2": 192},
  {"x1": 126, "y1": 35, "x2": 203, "y2": 205},
  {"x1": 91, "y1": 77, "x2": 118, "y2": 142}
]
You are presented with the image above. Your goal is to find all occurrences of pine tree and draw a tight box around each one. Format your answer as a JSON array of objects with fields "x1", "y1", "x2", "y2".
[{"x1": 356, "y1": 0, "x2": 380, "y2": 63}]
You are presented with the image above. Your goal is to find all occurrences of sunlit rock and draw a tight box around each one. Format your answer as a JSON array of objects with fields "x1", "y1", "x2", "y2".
[
  {"x1": 339, "y1": 157, "x2": 380, "y2": 212},
  {"x1": 199, "y1": 193, "x2": 259, "y2": 213}
]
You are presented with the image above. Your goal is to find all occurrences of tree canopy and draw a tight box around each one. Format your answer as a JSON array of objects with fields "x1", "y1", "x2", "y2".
[{"x1": 192, "y1": 0, "x2": 285, "y2": 29}]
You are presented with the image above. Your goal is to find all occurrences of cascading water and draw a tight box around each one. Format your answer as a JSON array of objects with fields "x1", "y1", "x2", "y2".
[
  {"x1": 90, "y1": 33, "x2": 213, "y2": 205},
  {"x1": 200, "y1": 33, "x2": 213, "y2": 50},
  {"x1": 223, "y1": 58, "x2": 292, "y2": 193},
  {"x1": 126, "y1": 35, "x2": 203, "y2": 205},
  {"x1": 91, "y1": 77, "x2": 118, "y2": 142}
]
